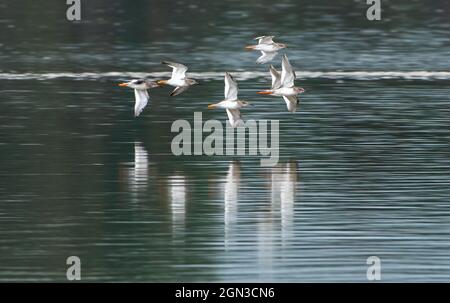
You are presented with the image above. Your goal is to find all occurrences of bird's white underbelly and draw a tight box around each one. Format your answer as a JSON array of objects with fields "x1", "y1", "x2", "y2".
[
  {"x1": 217, "y1": 100, "x2": 241, "y2": 109},
  {"x1": 168, "y1": 79, "x2": 187, "y2": 87},
  {"x1": 273, "y1": 87, "x2": 297, "y2": 96},
  {"x1": 254, "y1": 44, "x2": 278, "y2": 52}
]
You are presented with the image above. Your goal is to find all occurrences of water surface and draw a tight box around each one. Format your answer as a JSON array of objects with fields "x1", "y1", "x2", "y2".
[{"x1": 0, "y1": 0, "x2": 450, "y2": 282}]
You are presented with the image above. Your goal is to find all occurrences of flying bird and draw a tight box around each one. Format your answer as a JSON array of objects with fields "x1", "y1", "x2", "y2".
[
  {"x1": 257, "y1": 54, "x2": 305, "y2": 113},
  {"x1": 118, "y1": 79, "x2": 160, "y2": 117},
  {"x1": 208, "y1": 72, "x2": 250, "y2": 128},
  {"x1": 157, "y1": 61, "x2": 198, "y2": 96},
  {"x1": 245, "y1": 35, "x2": 287, "y2": 64}
]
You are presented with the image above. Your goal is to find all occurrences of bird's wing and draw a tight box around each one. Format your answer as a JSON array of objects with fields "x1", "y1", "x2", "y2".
[
  {"x1": 269, "y1": 65, "x2": 282, "y2": 89},
  {"x1": 226, "y1": 108, "x2": 242, "y2": 128},
  {"x1": 170, "y1": 86, "x2": 189, "y2": 97},
  {"x1": 224, "y1": 72, "x2": 238, "y2": 101},
  {"x1": 282, "y1": 95, "x2": 298, "y2": 113},
  {"x1": 256, "y1": 51, "x2": 277, "y2": 64},
  {"x1": 280, "y1": 54, "x2": 296, "y2": 88},
  {"x1": 134, "y1": 89, "x2": 149, "y2": 117},
  {"x1": 254, "y1": 35, "x2": 274, "y2": 44},
  {"x1": 162, "y1": 61, "x2": 188, "y2": 80}
]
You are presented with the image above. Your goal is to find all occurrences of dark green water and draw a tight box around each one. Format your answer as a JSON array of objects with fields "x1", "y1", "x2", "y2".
[{"x1": 1, "y1": 0, "x2": 450, "y2": 282}]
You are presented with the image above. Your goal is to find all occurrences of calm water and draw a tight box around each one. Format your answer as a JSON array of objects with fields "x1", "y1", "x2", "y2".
[{"x1": 1, "y1": 0, "x2": 450, "y2": 282}]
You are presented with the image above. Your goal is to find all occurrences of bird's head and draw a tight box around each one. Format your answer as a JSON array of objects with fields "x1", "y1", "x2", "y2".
[
  {"x1": 118, "y1": 79, "x2": 152, "y2": 90},
  {"x1": 187, "y1": 79, "x2": 199, "y2": 85}
]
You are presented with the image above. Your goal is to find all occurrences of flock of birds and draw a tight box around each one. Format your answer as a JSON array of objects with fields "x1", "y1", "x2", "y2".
[{"x1": 118, "y1": 36, "x2": 306, "y2": 127}]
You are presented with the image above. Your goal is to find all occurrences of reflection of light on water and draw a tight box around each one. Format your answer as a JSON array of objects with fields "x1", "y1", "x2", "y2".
[
  {"x1": 270, "y1": 161, "x2": 298, "y2": 244},
  {"x1": 130, "y1": 142, "x2": 148, "y2": 191},
  {"x1": 3, "y1": 71, "x2": 450, "y2": 81},
  {"x1": 281, "y1": 162, "x2": 296, "y2": 238},
  {"x1": 168, "y1": 175, "x2": 186, "y2": 238},
  {"x1": 257, "y1": 220, "x2": 274, "y2": 280},
  {"x1": 124, "y1": 142, "x2": 149, "y2": 203},
  {"x1": 255, "y1": 161, "x2": 298, "y2": 278},
  {"x1": 224, "y1": 161, "x2": 239, "y2": 248}
]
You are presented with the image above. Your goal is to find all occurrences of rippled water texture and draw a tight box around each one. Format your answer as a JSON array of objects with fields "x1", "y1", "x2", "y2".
[{"x1": 0, "y1": 0, "x2": 450, "y2": 282}]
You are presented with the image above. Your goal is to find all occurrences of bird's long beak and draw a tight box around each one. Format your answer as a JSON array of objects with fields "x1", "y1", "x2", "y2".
[
  {"x1": 157, "y1": 80, "x2": 168, "y2": 85},
  {"x1": 257, "y1": 91, "x2": 273, "y2": 95},
  {"x1": 207, "y1": 104, "x2": 216, "y2": 109},
  {"x1": 245, "y1": 45, "x2": 255, "y2": 51},
  {"x1": 118, "y1": 83, "x2": 128, "y2": 87}
]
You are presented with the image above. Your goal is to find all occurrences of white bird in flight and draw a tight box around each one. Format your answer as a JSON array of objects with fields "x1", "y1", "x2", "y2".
[
  {"x1": 208, "y1": 72, "x2": 250, "y2": 128},
  {"x1": 157, "y1": 61, "x2": 199, "y2": 96},
  {"x1": 245, "y1": 36, "x2": 287, "y2": 64},
  {"x1": 118, "y1": 79, "x2": 160, "y2": 117},
  {"x1": 257, "y1": 54, "x2": 305, "y2": 112}
]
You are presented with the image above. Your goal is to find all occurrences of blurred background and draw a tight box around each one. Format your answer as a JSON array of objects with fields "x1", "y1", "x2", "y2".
[
  {"x1": 0, "y1": 0, "x2": 449, "y2": 72},
  {"x1": 0, "y1": 0, "x2": 450, "y2": 282}
]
